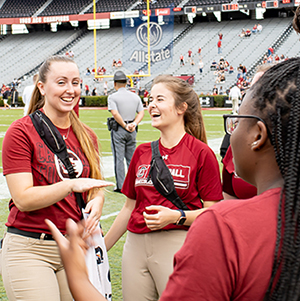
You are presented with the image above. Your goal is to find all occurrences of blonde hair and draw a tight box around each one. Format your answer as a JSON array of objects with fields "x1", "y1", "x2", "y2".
[
  {"x1": 28, "y1": 55, "x2": 103, "y2": 200},
  {"x1": 152, "y1": 75, "x2": 207, "y2": 144}
]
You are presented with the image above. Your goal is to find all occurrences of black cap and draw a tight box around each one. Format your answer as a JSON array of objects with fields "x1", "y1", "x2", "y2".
[{"x1": 113, "y1": 71, "x2": 127, "y2": 81}]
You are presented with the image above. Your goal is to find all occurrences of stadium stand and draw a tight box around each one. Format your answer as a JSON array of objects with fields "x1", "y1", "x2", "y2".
[
  {"x1": 0, "y1": 0, "x2": 47, "y2": 18},
  {"x1": 85, "y1": 0, "x2": 136, "y2": 13},
  {"x1": 38, "y1": 0, "x2": 92, "y2": 16}
]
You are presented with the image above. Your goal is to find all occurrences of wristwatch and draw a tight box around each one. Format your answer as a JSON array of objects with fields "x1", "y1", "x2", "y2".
[{"x1": 176, "y1": 209, "x2": 186, "y2": 225}]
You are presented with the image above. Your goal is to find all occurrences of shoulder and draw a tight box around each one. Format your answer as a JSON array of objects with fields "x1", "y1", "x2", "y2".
[{"x1": 182, "y1": 134, "x2": 214, "y2": 157}]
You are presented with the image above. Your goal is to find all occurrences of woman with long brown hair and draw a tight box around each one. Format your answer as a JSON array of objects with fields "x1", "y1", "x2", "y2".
[{"x1": 1, "y1": 55, "x2": 112, "y2": 301}]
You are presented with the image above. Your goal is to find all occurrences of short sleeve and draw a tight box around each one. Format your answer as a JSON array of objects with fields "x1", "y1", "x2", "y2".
[
  {"x1": 2, "y1": 120, "x2": 33, "y2": 175},
  {"x1": 160, "y1": 210, "x2": 235, "y2": 301},
  {"x1": 197, "y1": 147, "x2": 223, "y2": 201},
  {"x1": 107, "y1": 95, "x2": 117, "y2": 111}
]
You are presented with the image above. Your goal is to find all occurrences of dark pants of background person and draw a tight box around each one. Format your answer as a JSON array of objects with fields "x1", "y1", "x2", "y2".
[{"x1": 111, "y1": 127, "x2": 136, "y2": 190}]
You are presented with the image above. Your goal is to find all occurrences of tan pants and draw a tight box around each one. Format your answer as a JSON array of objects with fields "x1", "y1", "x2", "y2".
[
  {"x1": 232, "y1": 97, "x2": 239, "y2": 114},
  {"x1": 122, "y1": 230, "x2": 187, "y2": 301},
  {"x1": 2, "y1": 232, "x2": 72, "y2": 301}
]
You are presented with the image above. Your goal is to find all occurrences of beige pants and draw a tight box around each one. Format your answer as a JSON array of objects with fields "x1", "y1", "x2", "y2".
[
  {"x1": 232, "y1": 97, "x2": 239, "y2": 114},
  {"x1": 2, "y1": 232, "x2": 72, "y2": 301},
  {"x1": 122, "y1": 230, "x2": 187, "y2": 301}
]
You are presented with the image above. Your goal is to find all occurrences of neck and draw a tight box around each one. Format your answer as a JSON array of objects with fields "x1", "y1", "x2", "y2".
[
  {"x1": 160, "y1": 126, "x2": 186, "y2": 149},
  {"x1": 43, "y1": 105, "x2": 71, "y2": 129}
]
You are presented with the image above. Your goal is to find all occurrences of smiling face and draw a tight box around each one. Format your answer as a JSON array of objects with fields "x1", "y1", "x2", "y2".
[
  {"x1": 148, "y1": 83, "x2": 184, "y2": 131},
  {"x1": 38, "y1": 61, "x2": 81, "y2": 115}
]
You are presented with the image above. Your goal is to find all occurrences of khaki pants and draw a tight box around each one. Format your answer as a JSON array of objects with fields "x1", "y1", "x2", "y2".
[
  {"x1": 122, "y1": 230, "x2": 187, "y2": 301},
  {"x1": 232, "y1": 97, "x2": 239, "y2": 114},
  {"x1": 2, "y1": 232, "x2": 72, "y2": 301}
]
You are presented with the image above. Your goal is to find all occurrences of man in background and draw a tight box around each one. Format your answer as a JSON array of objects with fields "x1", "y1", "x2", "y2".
[
  {"x1": 229, "y1": 85, "x2": 242, "y2": 114},
  {"x1": 22, "y1": 74, "x2": 37, "y2": 116},
  {"x1": 108, "y1": 71, "x2": 144, "y2": 192}
]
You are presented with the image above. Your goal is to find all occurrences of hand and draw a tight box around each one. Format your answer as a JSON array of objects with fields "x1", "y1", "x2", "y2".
[
  {"x1": 45, "y1": 219, "x2": 89, "y2": 278},
  {"x1": 70, "y1": 179, "x2": 114, "y2": 194},
  {"x1": 84, "y1": 195, "x2": 104, "y2": 234},
  {"x1": 126, "y1": 123, "x2": 136, "y2": 132},
  {"x1": 143, "y1": 205, "x2": 181, "y2": 231}
]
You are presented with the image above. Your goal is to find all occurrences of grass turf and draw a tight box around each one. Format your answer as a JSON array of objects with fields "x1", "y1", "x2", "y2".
[{"x1": 0, "y1": 107, "x2": 229, "y2": 300}]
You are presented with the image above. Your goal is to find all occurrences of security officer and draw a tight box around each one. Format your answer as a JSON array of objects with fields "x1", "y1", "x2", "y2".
[{"x1": 108, "y1": 70, "x2": 144, "y2": 192}]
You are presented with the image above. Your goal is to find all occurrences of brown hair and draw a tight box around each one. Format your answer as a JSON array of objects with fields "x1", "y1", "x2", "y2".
[
  {"x1": 152, "y1": 75, "x2": 207, "y2": 143},
  {"x1": 293, "y1": 6, "x2": 300, "y2": 34},
  {"x1": 28, "y1": 55, "x2": 103, "y2": 200}
]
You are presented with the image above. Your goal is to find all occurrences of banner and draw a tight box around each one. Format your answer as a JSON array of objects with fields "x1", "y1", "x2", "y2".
[{"x1": 121, "y1": 8, "x2": 174, "y2": 74}]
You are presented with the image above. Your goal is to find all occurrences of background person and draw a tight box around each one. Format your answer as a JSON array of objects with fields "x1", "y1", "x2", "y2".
[
  {"x1": 1, "y1": 55, "x2": 112, "y2": 301},
  {"x1": 104, "y1": 75, "x2": 222, "y2": 301},
  {"x1": 22, "y1": 74, "x2": 38, "y2": 116},
  {"x1": 229, "y1": 84, "x2": 242, "y2": 114},
  {"x1": 108, "y1": 70, "x2": 144, "y2": 193}
]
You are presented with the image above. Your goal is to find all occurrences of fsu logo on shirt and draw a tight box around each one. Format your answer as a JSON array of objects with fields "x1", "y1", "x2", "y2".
[{"x1": 54, "y1": 149, "x2": 83, "y2": 180}]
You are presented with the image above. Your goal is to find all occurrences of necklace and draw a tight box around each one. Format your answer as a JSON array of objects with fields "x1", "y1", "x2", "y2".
[{"x1": 63, "y1": 126, "x2": 71, "y2": 140}]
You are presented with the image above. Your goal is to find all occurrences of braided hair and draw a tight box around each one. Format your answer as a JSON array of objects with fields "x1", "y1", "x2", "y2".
[{"x1": 249, "y1": 57, "x2": 300, "y2": 300}]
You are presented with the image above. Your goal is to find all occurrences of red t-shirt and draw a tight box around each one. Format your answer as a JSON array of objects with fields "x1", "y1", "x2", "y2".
[
  {"x1": 160, "y1": 187, "x2": 281, "y2": 301},
  {"x1": 2, "y1": 113, "x2": 96, "y2": 234},
  {"x1": 222, "y1": 146, "x2": 257, "y2": 199},
  {"x1": 217, "y1": 40, "x2": 222, "y2": 47},
  {"x1": 188, "y1": 50, "x2": 192, "y2": 57},
  {"x1": 198, "y1": 47, "x2": 201, "y2": 53},
  {"x1": 122, "y1": 133, "x2": 223, "y2": 233}
]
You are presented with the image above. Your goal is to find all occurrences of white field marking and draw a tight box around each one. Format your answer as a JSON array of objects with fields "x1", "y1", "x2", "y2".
[{"x1": 100, "y1": 211, "x2": 120, "y2": 220}]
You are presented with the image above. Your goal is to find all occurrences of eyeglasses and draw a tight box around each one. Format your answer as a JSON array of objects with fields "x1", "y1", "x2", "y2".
[{"x1": 223, "y1": 114, "x2": 271, "y2": 137}]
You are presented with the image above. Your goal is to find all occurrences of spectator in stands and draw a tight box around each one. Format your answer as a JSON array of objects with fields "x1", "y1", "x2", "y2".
[
  {"x1": 240, "y1": 28, "x2": 246, "y2": 38},
  {"x1": 257, "y1": 23, "x2": 263, "y2": 32},
  {"x1": 242, "y1": 65, "x2": 247, "y2": 80},
  {"x1": 229, "y1": 65, "x2": 234, "y2": 74},
  {"x1": 198, "y1": 46, "x2": 202, "y2": 57},
  {"x1": 112, "y1": 59, "x2": 117, "y2": 68},
  {"x1": 245, "y1": 28, "x2": 251, "y2": 37},
  {"x1": 218, "y1": 32, "x2": 223, "y2": 40},
  {"x1": 280, "y1": 54, "x2": 285, "y2": 61},
  {"x1": 268, "y1": 47, "x2": 274, "y2": 56},
  {"x1": 22, "y1": 74, "x2": 38, "y2": 116},
  {"x1": 86, "y1": 68, "x2": 91, "y2": 76},
  {"x1": 68, "y1": 50, "x2": 74, "y2": 58},
  {"x1": 187, "y1": 49, "x2": 192, "y2": 62},
  {"x1": 217, "y1": 39, "x2": 222, "y2": 54},
  {"x1": 220, "y1": 73, "x2": 226, "y2": 83},
  {"x1": 275, "y1": 54, "x2": 280, "y2": 62},
  {"x1": 212, "y1": 85, "x2": 218, "y2": 95},
  {"x1": 198, "y1": 60, "x2": 204, "y2": 74},
  {"x1": 117, "y1": 58, "x2": 122, "y2": 67},
  {"x1": 252, "y1": 24, "x2": 257, "y2": 33},
  {"x1": 190, "y1": 59, "x2": 195, "y2": 66},
  {"x1": 267, "y1": 55, "x2": 273, "y2": 64},
  {"x1": 211, "y1": 60, "x2": 217, "y2": 70},
  {"x1": 180, "y1": 54, "x2": 184, "y2": 66}
]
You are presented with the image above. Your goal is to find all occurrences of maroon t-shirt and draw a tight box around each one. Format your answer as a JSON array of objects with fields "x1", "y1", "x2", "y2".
[
  {"x1": 222, "y1": 145, "x2": 257, "y2": 199},
  {"x1": 2, "y1": 113, "x2": 95, "y2": 234},
  {"x1": 160, "y1": 187, "x2": 281, "y2": 301},
  {"x1": 122, "y1": 133, "x2": 223, "y2": 233}
]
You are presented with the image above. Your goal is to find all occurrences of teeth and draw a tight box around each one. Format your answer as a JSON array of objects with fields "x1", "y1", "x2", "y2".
[{"x1": 61, "y1": 98, "x2": 73, "y2": 102}]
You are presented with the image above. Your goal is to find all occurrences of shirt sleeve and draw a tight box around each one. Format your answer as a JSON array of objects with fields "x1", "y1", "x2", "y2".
[
  {"x1": 160, "y1": 210, "x2": 235, "y2": 301},
  {"x1": 197, "y1": 147, "x2": 223, "y2": 201},
  {"x1": 107, "y1": 95, "x2": 117, "y2": 111},
  {"x1": 2, "y1": 120, "x2": 33, "y2": 175}
]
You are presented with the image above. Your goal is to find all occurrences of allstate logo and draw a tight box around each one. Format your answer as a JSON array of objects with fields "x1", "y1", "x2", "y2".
[{"x1": 136, "y1": 22, "x2": 163, "y2": 47}]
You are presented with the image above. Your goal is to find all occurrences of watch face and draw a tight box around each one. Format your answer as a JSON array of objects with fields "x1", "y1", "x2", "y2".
[{"x1": 178, "y1": 217, "x2": 186, "y2": 225}]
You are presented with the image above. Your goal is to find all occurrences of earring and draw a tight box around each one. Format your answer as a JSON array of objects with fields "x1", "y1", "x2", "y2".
[{"x1": 251, "y1": 141, "x2": 258, "y2": 147}]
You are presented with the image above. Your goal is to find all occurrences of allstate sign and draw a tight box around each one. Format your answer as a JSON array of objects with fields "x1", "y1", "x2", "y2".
[{"x1": 136, "y1": 22, "x2": 162, "y2": 47}]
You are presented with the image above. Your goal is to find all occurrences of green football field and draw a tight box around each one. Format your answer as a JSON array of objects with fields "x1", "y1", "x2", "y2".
[{"x1": 0, "y1": 107, "x2": 229, "y2": 300}]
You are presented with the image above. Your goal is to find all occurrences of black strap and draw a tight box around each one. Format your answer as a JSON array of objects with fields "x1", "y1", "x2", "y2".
[
  {"x1": 30, "y1": 110, "x2": 85, "y2": 216},
  {"x1": 148, "y1": 140, "x2": 189, "y2": 210}
]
